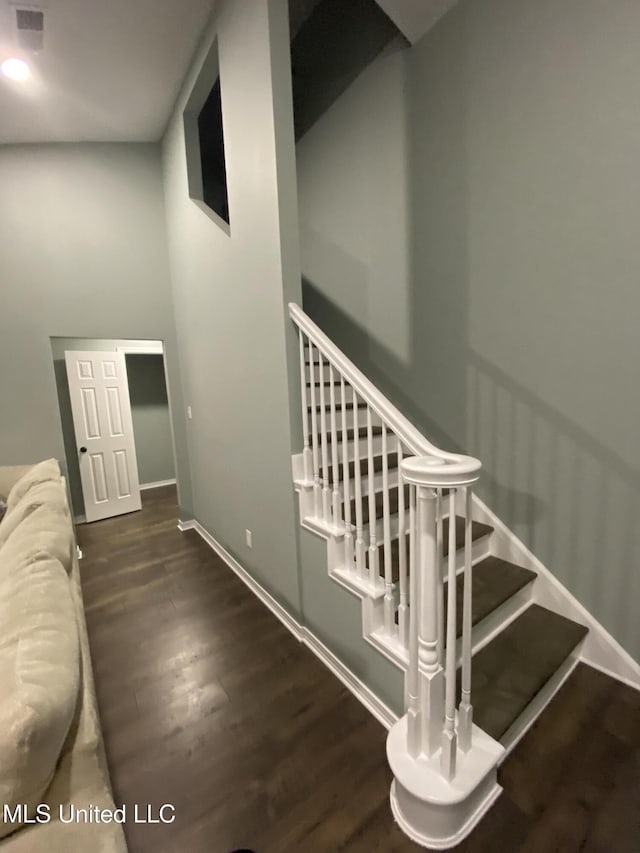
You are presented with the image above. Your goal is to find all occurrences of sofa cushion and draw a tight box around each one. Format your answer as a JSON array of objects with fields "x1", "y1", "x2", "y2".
[
  {"x1": 0, "y1": 551, "x2": 80, "y2": 839},
  {"x1": 1, "y1": 504, "x2": 74, "y2": 574},
  {"x1": 0, "y1": 479, "x2": 70, "y2": 552},
  {"x1": 6, "y1": 459, "x2": 61, "y2": 513}
]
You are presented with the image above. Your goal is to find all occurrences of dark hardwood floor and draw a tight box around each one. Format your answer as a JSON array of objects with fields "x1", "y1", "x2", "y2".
[{"x1": 78, "y1": 486, "x2": 640, "y2": 853}]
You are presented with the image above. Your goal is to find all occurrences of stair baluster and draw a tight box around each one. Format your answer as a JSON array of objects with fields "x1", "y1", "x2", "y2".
[
  {"x1": 436, "y1": 488, "x2": 444, "y2": 665},
  {"x1": 396, "y1": 438, "x2": 408, "y2": 647},
  {"x1": 352, "y1": 387, "x2": 366, "y2": 580},
  {"x1": 407, "y1": 484, "x2": 420, "y2": 757},
  {"x1": 441, "y1": 489, "x2": 458, "y2": 780},
  {"x1": 307, "y1": 342, "x2": 321, "y2": 519},
  {"x1": 328, "y1": 363, "x2": 341, "y2": 528},
  {"x1": 382, "y1": 424, "x2": 393, "y2": 634},
  {"x1": 340, "y1": 376, "x2": 354, "y2": 567},
  {"x1": 366, "y1": 405, "x2": 379, "y2": 588},
  {"x1": 299, "y1": 333, "x2": 312, "y2": 484},
  {"x1": 318, "y1": 353, "x2": 331, "y2": 525},
  {"x1": 458, "y1": 485, "x2": 474, "y2": 751}
]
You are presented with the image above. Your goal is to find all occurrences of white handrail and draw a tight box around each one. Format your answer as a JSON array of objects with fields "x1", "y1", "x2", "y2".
[{"x1": 289, "y1": 302, "x2": 462, "y2": 463}]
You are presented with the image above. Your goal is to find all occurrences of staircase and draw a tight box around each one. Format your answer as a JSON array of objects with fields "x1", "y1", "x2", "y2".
[{"x1": 289, "y1": 302, "x2": 593, "y2": 849}]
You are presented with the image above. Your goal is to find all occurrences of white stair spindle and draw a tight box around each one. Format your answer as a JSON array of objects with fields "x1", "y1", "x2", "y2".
[
  {"x1": 329, "y1": 363, "x2": 341, "y2": 527},
  {"x1": 340, "y1": 377, "x2": 354, "y2": 568},
  {"x1": 436, "y1": 489, "x2": 444, "y2": 665},
  {"x1": 366, "y1": 406, "x2": 379, "y2": 587},
  {"x1": 458, "y1": 485, "x2": 474, "y2": 752},
  {"x1": 352, "y1": 387, "x2": 366, "y2": 579},
  {"x1": 318, "y1": 352, "x2": 331, "y2": 525},
  {"x1": 407, "y1": 484, "x2": 420, "y2": 757},
  {"x1": 299, "y1": 333, "x2": 312, "y2": 483},
  {"x1": 307, "y1": 343, "x2": 321, "y2": 519},
  {"x1": 396, "y1": 437, "x2": 408, "y2": 648},
  {"x1": 382, "y1": 425, "x2": 393, "y2": 634},
  {"x1": 441, "y1": 489, "x2": 459, "y2": 780}
]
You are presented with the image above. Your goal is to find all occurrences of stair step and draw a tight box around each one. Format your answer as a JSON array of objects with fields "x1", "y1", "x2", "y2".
[
  {"x1": 394, "y1": 556, "x2": 536, "y2": 631},
  {"x1": 309, "y1": 401, "x2": 367, "y2": 413},
  {"x1": 378, "y1": 516, "x2": 493, "y2": 577},
  {"x1": 348, "y1": 484, "x2": 410, "y2": 526},
  {"x1": 449, "y1": 557, "x2": 536, "y2": 638},
  {"x1": 310, "y1": 425, "x2": 383, "y2": 446},
  {"x1": 323, "y1": 453, "x2": 399, "y2": 484},
  {"x1": 467, "y1": 604, "x2": 588, "y2": 742},
  {"x1": 306, "y1": 381, "x2": 341, "y2": 389}
]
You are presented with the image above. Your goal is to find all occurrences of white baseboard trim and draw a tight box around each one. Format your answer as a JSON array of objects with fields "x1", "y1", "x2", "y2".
[
  {"x1": 177, "y1": 518, "x2": 398, "y2": 730},
  {"x1": 140, "y1": 478, "x2": 177, "y2": 491},
  {"x1": 302, "y1": 627, "x2": 398, "y2": 730},
  {"x1": 74, "y1": 514, "x2": 87, "y2": 525}
]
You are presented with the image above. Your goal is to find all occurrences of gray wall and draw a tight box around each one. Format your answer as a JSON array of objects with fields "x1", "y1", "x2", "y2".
[
  {"x1": 51, "y1": 338, "x2": 175, "y2": 517},
  {"x1": 162, "y1": 0, "x2": 408, "y2": 708},
  {"x1": 0, "y1": 144, "x2": 193, "y2": 518},
  {"x1": 162, "y1": 0, "x2": 304, "y2": 614},
  {"x1": 296, "y1": 0, "x2": 640, "y2": 660}
]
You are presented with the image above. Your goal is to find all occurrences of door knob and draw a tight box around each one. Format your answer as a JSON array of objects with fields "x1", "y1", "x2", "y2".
[{"x1": 80, "y1": 446, "x2": 87, "y2": 453}]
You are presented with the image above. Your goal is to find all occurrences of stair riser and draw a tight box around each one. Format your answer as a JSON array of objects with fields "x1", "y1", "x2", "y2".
[{"x1": 499, "y1": 645, "x2": 583, "y2": 758}]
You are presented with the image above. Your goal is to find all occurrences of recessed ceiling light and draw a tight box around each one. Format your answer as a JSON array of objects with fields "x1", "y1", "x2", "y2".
[{"x1": 1, "y1": 58, "x2": 31, "y2": 81}]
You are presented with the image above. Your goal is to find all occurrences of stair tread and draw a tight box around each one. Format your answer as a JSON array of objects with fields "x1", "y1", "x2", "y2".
[
  {"x1": 310, "y1": 426, "x2": 383, "y2": 445},
  {"x1": 394, "y1": 556, "x2": 536, "y2": 632},
  {"x1": 449, "y1": 557, "x2": 536, "y2": 638},
  {"x1": 348, "y1": 484, "x2": 409, "y2": 526},
  {"x1": 324, "y1": 453, "x2": 399, "y2": 483},
  {"x1": 376, "y1": 516, "x2": 493, "y2": 575},
  {"x1": 468, "y1": 603, "x2": 588, "y2": 742}
]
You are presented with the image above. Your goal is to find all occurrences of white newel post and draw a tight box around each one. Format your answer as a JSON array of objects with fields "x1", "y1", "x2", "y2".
[
  {"x1": 416, "y1": 480, "x2": 444, "y2": 757},
  {"x1": 387, "y1": 454, "x2": 505, "y2": 850}
]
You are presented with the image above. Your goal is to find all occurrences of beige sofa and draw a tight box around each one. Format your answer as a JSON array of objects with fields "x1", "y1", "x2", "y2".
[{"x1": 0, "y1": 460, "x2": 127, "y2": 852}]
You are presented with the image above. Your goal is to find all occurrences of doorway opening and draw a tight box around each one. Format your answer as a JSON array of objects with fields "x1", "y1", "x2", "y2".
[{"x1": 51, "y1": 337, "x2": 177, "y2": 524}]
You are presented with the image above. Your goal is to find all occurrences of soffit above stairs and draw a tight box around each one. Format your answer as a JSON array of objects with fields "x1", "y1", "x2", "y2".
[{"x1": 373, "y1": 0, "x2": 459, "y2": 44}]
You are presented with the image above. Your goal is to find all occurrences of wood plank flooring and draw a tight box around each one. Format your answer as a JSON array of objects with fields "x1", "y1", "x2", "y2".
[{"x1": 78, "y1": 486, "x2": 640, "y2": 853}]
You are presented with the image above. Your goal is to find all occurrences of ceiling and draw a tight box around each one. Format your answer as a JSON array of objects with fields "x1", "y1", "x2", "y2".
[{"x1": 0, "y1": 0, "x2": 217, "y2": 144}]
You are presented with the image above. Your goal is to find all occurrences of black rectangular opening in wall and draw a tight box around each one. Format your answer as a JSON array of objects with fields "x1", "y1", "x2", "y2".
[
  {"x1": 197, "y1": 77, "x2": 229, "y2": 224},
  {"x1": 183, "y1": 39, "x2": 230, "y2": 231}
]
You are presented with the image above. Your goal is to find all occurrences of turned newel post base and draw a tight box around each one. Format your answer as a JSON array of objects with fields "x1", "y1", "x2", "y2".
[{"x1": 388, "y1": 453, "x2": 504, "y2": 849}]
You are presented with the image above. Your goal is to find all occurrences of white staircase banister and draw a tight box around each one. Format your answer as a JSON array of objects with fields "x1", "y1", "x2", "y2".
[{"x1": 289, "y1": 302, "x2": 459, "y2": 461}]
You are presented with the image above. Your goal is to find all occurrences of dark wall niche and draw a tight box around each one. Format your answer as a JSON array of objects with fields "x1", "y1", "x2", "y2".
[
  {"x1": 289, "y1": 0, "x2": 401, "y2": 141},
  {"x1": 183, "y1": 40, "x2": 230, "y2": 229},
  {"x1": 197, "y1": 78, "x2": 229, "y2": 223}
]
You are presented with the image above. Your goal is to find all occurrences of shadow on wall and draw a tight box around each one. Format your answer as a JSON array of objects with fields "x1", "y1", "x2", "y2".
[
  {"x1": 468, "y1": 351, "x2": 640, "y2": 656},
  {"x1": 299, "y1": 8, "x2": 472, "y2": 456},
  {"x1": 298, "y1": 1, "x2": 640, "y2": 659}
]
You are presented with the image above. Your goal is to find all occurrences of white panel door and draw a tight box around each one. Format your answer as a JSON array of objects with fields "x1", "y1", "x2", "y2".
[{"x1": 65, "y1": 350, "x2": 142, "y2": 522}]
